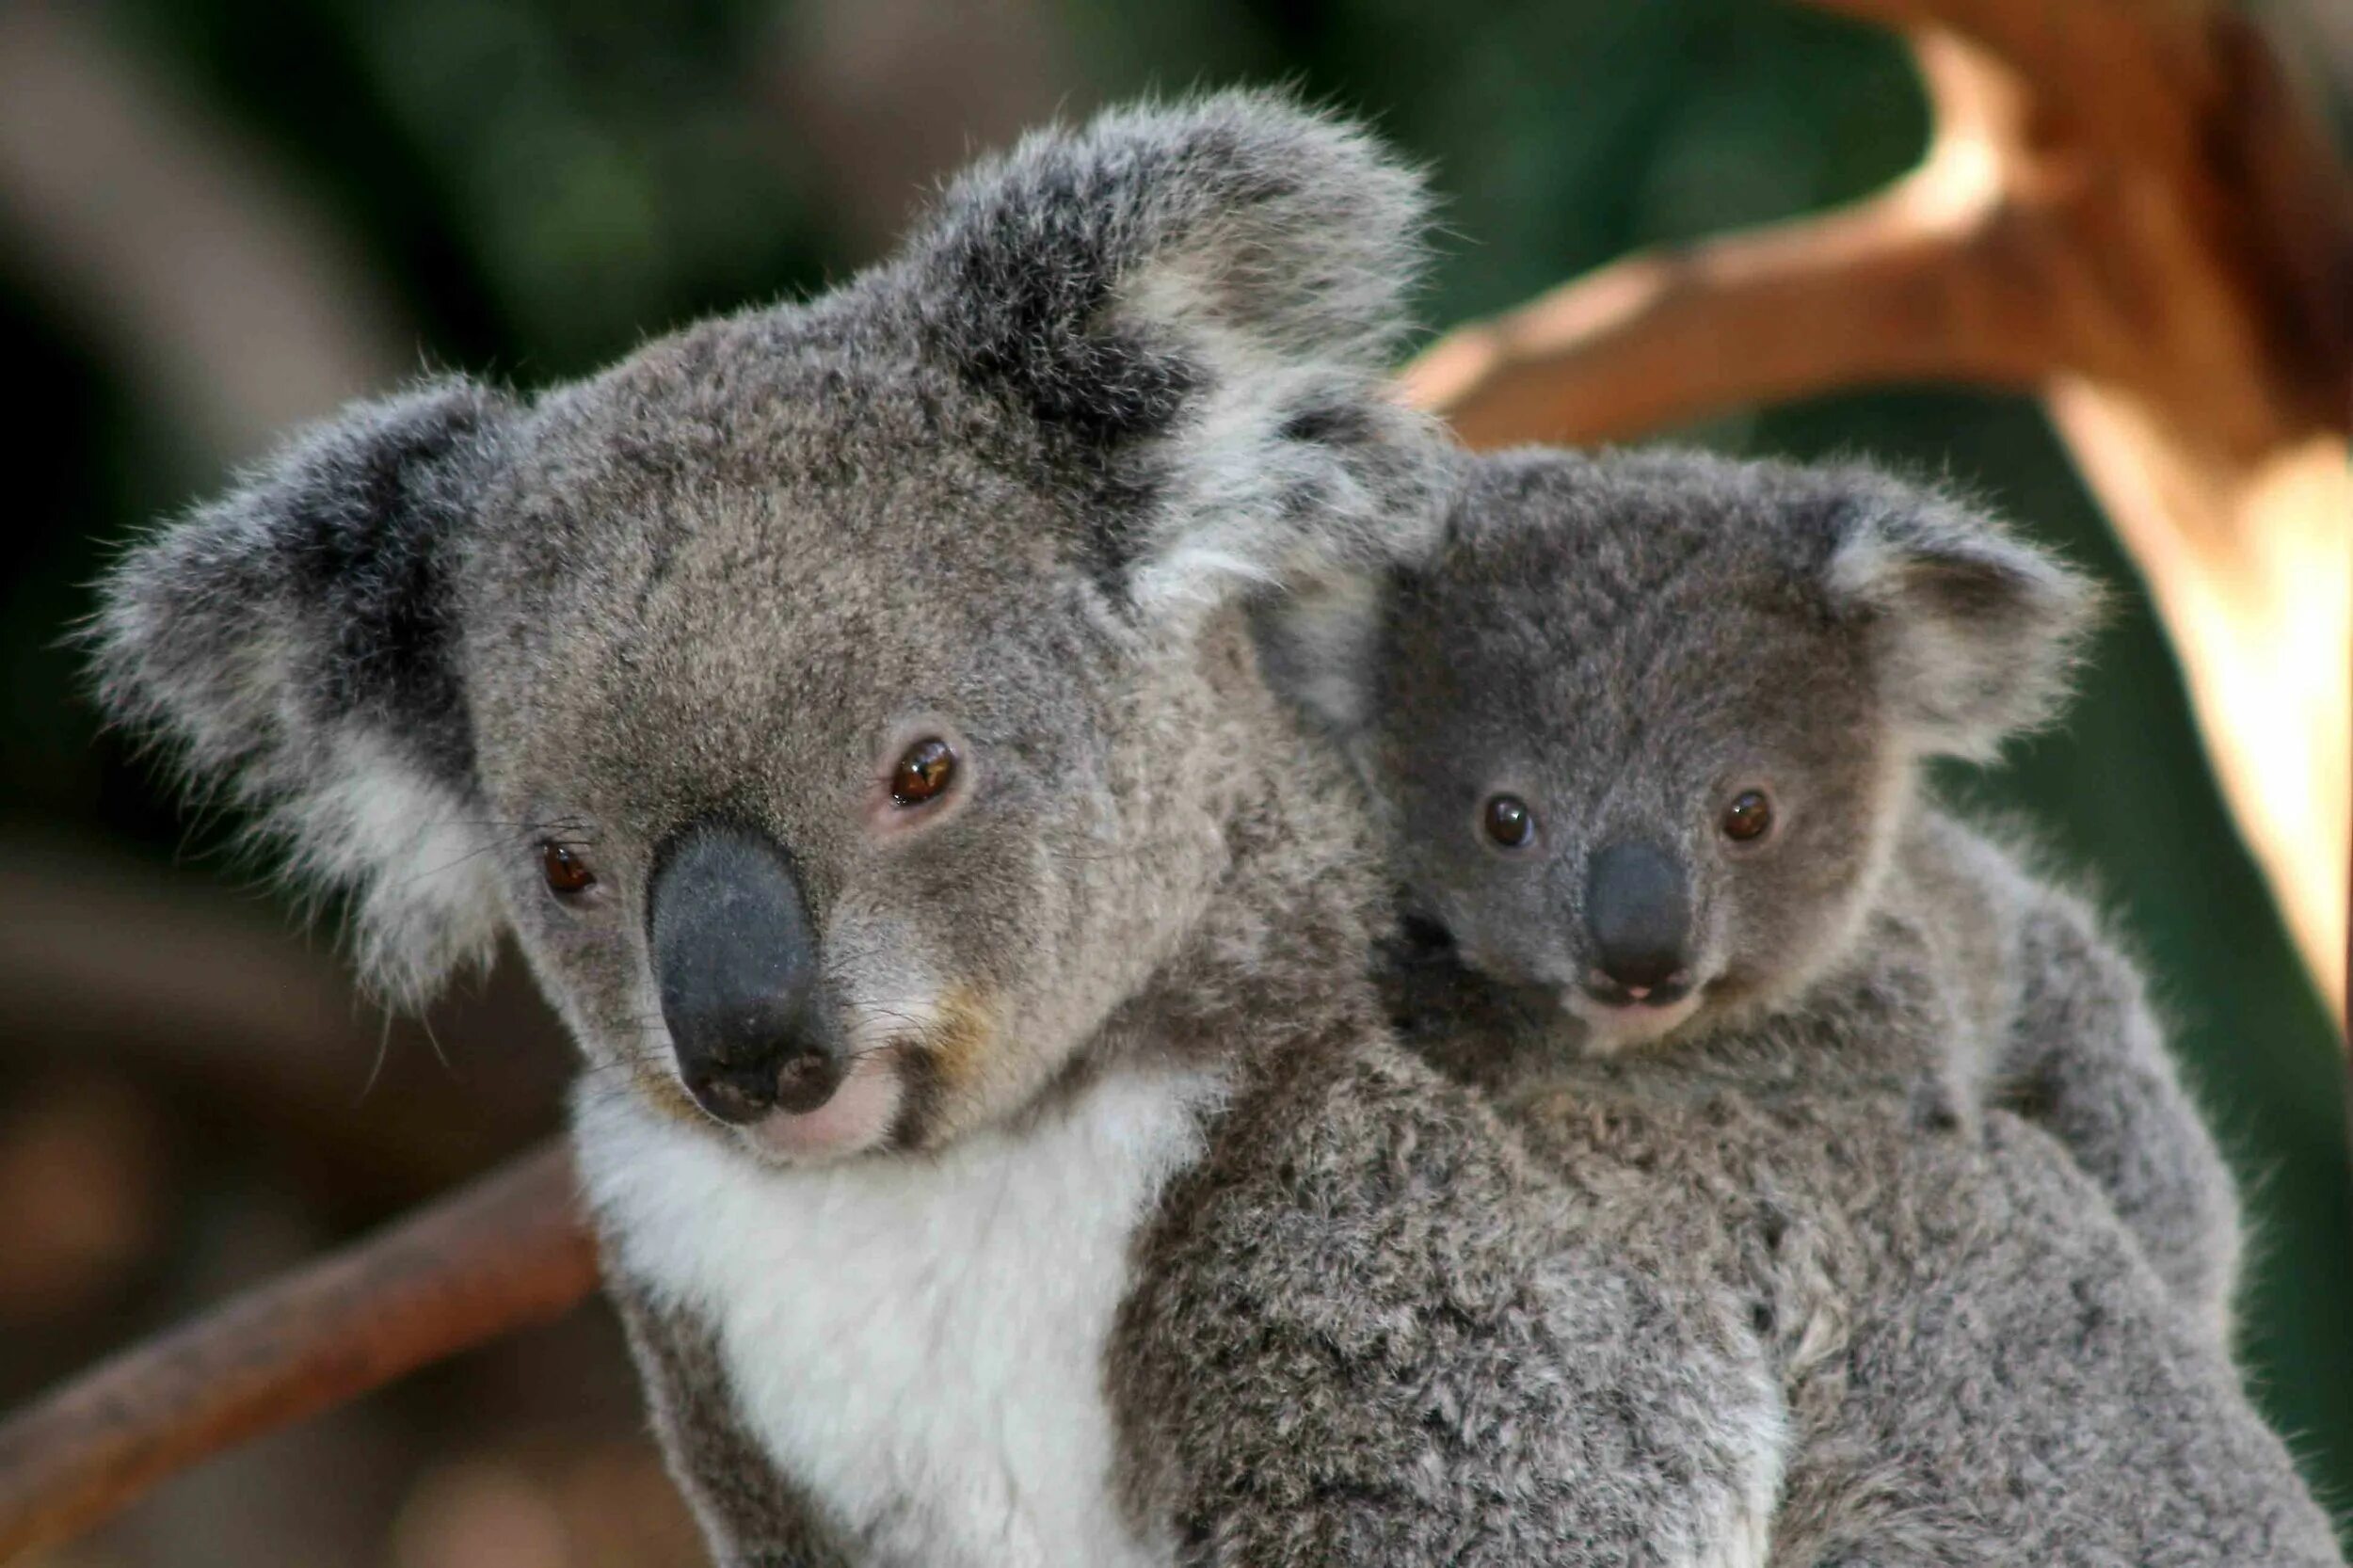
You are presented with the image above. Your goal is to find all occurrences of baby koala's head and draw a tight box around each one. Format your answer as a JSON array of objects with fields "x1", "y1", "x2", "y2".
[{"x1": 1282, "y1": 447, "x2": 2095, "y2": 1053}]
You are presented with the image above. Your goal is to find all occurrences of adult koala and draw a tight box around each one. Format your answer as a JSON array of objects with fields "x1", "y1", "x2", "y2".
[{"x1": 88, "y1": 91, "x2": 2339, "y2": 1568}]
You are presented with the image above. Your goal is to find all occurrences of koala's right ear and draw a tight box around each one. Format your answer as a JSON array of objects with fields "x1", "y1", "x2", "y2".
[
  {"x1": 908, "y1": 89, "x2": 1451, "y2": 619},
  {"x1": 1822, "y1": 473, "x2": 2101, "y2": 761},
  {"x1": 89, "y1": 376, "x2": 517, "y2": 1004}
]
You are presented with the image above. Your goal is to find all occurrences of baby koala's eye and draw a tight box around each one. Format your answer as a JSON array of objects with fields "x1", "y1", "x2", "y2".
[
  {"x1": 541, "y1": 841, "x2": 599, "y2": 896},
  {"x1": 890, "y1": 737, "x2": 957, "y2": 808},
  {"x1": 1721, "y1": 790, "x2": 1775, "y2": 844},
  {"x1": 1481, "y1": 793, "x2": 1536, "y2": 849}
]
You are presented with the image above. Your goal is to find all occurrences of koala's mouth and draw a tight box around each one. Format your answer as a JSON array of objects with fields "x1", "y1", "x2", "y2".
[
  {"x1": 712, "y1": 983, "x2": 1000, "y2": 1167},
  {"x1": 1561, "y1": 974, "x2": 1710, "y2": 1054},
  {"x1": 733, "y1": 1047, "x2": 907, "y2": 1164},
  {"x1": 1580, "y1": 972, "x2": 1694, "y2": 1011},
  {"x1": 648, "y1": 822, "x2": 998, "y2": 1166}
]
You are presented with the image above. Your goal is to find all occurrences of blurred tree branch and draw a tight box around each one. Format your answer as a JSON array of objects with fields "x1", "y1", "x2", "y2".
[
  {"x1": 0, "y1": 1, "x2": 409, "y2": 459},
  {"x1": 1403, "y1": 0, "x2": 2353, "y2": 1019},
  {"x1": 2, "y1": 0, "x2": 2348, "y2": 1556},
  {"x1": 0, "y1": 1142, "x2": 594, "y2": 1560}
]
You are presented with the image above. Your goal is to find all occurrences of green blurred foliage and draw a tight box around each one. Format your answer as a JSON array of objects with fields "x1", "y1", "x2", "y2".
[{"x1": 4, "y1": 0, "x2": 2345, "y2": 1520}]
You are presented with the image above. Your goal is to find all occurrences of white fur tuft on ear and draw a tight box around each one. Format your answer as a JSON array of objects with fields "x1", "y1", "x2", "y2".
[
  {"x1": 1828, "y1": 488, "x2": 2102, "y2": 762},
  {"x1": 1128, "y1": 369, "x2": 1453, "y2": 622},
  {"x1": 284, "y1": 730, "x2": 507, "y2": 1002},
  {"x1": 910, "y1": 89, "x2": 1454, "y2": 620},
  {"x1": 89, "y1": 376, "x2": 513, "y2": 1006}
]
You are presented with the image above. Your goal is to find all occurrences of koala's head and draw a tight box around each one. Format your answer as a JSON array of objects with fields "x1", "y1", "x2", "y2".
[
  {"x1": 1287, "y1": 447, "x2": 2095, "y2": 1052},
  {"x1": 92, "y1": 92, "x2": 1446, "y2": 1162}
]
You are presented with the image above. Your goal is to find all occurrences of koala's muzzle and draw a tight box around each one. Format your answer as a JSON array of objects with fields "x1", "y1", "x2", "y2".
[
  {"x1": 1582, "y1": 840, "x2": 1694, "y2": 1004},
  {"x1": 650, "y1": 824, "x2": 847, "y2": 1124}
]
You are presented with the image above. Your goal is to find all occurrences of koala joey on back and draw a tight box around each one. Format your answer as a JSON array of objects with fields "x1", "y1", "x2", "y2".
[
  {"x1": 1275, "y1": 446, "x2": 2344, "y2": 1562},
  {"x1": 92, "y1": 93, "x2": 1863, "y2": 1568},
  {"x1": 1298, "y1": 446, "x2": 2249, "y2": 1336}
]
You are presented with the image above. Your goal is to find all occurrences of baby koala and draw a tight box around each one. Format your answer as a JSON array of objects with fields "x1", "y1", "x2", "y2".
[{"x1": 1284, "y1": 445, "x2": 2243, "y2": 1339}]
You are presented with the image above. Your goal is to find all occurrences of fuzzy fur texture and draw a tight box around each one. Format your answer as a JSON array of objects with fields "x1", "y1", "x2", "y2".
[
  {"x1": 1271, "y1": 445, "x2": 2329, "y2": 1560},
  {"x1": 1304, "y1": 447, "x2": 2244, "y2": 1327},
  {"x1": 89, "y1": 379, "x2": 516, "y2": 1001}
]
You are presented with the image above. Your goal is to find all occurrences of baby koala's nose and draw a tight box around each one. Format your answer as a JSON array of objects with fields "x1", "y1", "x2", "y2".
[
  {"x1": 1582, "y1": 840, "x2": 1694, "y2": 1002},
  {"x1": 650, "y1": 824, "x2": 848, "y2": 1125}
]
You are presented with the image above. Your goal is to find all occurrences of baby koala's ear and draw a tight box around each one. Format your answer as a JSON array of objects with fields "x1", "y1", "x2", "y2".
[
  {"x1": 88, "y1": 376, "x2": 517, "y2": 1004},
  {"x1": 1823, "y1": 475, "x2": 2101, "y2": 761}
]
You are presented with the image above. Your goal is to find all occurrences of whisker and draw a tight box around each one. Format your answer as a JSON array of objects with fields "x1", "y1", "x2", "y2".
[
  {"x1": 355, "y1": 1010, "x2": 394, "y2": 1108},
  {"x1": 418, "y1": 1010, "x2": 456, "y2": 1079}
]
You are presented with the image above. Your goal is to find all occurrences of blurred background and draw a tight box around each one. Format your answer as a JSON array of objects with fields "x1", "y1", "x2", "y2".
[{"x1": 1, "y1": 1, "x2": 2346, "y2": 1562}]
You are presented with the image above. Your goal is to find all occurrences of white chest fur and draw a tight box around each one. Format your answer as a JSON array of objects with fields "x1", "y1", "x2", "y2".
[{"x1": 577, "y1": 1069, "x2": 1218, "y2": 1568}]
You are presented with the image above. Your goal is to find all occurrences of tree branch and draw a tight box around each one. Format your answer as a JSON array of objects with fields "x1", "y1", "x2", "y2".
[
  {"x1": 1398, "y1": 130, "x2": 2050, "y2": 443},
  {"x1": 0, "y1": 1141, "x2": 596, "y2": 1560}
]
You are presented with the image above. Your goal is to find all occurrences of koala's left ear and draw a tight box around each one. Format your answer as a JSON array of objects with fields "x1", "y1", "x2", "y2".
[
  {"x1": 89, "y1": 377, "x2": 517, "y2": 1003},
  {"x1": 1824, "y1": 476, "x2": 2101, "y2": 760},
  {"x1": 908, "y1": 89, "x2": 1452, "y2": 616}
]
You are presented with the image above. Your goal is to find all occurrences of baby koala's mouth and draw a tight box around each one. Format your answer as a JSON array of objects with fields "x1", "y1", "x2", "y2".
[
  {"x1": 1579, "y1": 970, "x2": 1695, "y2": 1011},
  {"x1": 1561, "y1": 968, "x2": 1709, "y2": 1053}
]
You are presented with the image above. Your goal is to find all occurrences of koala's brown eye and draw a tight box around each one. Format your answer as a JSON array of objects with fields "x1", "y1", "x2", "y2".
[
  {"x1": 1722, "y1": 791, "x2": 1774, "y2": 843},
  {"x1": 889, "y1": 737, "x2": 957, "y2": 808},
  {"x1": 540, "y1": 841, "x2": 597, "y2": 895},
  {"x1": 1482, "y1": 793, "x2": 1535, "y2": 849}
]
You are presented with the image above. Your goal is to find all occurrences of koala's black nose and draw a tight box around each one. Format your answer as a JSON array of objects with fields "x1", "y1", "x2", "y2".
[
  {"x1": 1583, "y1": 840, "x2": 1693, "y2": 1000},
  {"x1": 649, "y1": 824, "x2": 845, "y2": 1124}
]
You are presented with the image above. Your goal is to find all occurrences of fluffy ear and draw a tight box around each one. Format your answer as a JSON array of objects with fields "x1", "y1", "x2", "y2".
[
  {"x1": 1251, "y1": 566, "x2": 1396, "y2": 740},
  {"x1": 1824, "y1": 477, "x2": 2101, "y2": 761},
  {"x1": 909, "y1": 88, "x2": 1451, "y2": 616},
  {"x1": 89, "y1": 376, "x2": 516, "y2": 1003}
]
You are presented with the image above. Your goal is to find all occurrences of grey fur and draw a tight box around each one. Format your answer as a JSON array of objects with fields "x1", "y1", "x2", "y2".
[
  {"x1": 89, "y1": 378, "x2": 517, "y2": 1001},
  {"x1": 1272, "y1": 444, "x2": 2327, "y2": 1559},
  {"x1": 2000, "y1": 865, "x2": 2245, "y2": 1327},
  {"x1": 89, "y1": 88, "x2": 2334, "y2": 1567}
]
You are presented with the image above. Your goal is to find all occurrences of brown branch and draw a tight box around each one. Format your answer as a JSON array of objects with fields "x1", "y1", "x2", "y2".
[
  {"x1": 0, "y1": 1140, "x2": 596, "y2": 1560},
  {"x1": 1404, "y1": 4, "x2": 2353, "y2": 1018},
  {"x1": 1398, "y1": 134, "x2": 2051, "y2": 444}
]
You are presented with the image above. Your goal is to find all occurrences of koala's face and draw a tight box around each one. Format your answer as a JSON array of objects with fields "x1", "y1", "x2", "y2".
[
  {"x1": 94, "y1": 94, "x2": 1446, "y2": 1165},
  {"x1": 465, "y1": 341, "x2": 1248, "y2": 1160},
  {"x1": 1353, "y1": 450, "x2": 2089, "y2": 1052}
]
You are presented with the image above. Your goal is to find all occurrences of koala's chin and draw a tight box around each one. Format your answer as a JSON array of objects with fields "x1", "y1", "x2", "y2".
[{"x1": 1561, "y1": 985, "x2": 1708, "y2": 1055}]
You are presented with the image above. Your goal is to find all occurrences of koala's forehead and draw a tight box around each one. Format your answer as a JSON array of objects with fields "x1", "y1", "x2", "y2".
[
  {"x1": 490, "y1": 308, "x2": 1053, "y2": 555},
  {"x1": 458, "y1": 311, "x2": 1102, "y2": 800},
  {"x1": 1382, "y1": 472, "x2": 1873, "y2": 786}
]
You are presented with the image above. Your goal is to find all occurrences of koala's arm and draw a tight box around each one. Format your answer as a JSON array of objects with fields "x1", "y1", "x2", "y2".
[
  {"x1": 1993, "y1": 883, "x2": 2243, "y2": 1338},
  {"x1": 606, "y1": 1275, "x2": 854, "y2": 1568}
]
